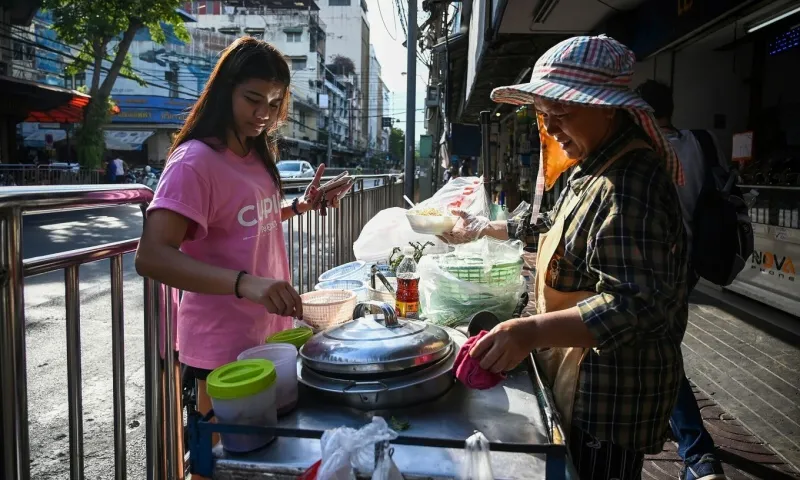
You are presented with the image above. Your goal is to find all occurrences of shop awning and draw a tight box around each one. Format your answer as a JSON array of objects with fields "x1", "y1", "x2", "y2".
[
  {"x1": 104, "y1": 130, "x2": 155, "y2": 151},
  {"x1": 0, "y1": 75, "x2": 119, "y2": 123}
]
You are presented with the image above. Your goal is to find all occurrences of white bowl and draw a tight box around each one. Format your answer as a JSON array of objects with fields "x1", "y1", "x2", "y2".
[{"x1": 406, "y1": 213, "x2": 459, "y2": 235}]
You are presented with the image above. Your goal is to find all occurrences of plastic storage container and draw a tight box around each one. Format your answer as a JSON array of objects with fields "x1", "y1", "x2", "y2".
[
  {"x1": 266, "y1": 327, "x2": 313, "y2": 349},
  {"x1": 314, "y1": 279, "x2": 368, "y2": 301},
  {"x1": 237, "y1": 344, "x2": 299, "y2": 415},
  {"x1": 206, "y1": 359, "x2": 277, "y2": 452},
  {"x1": 318, "y1": 261, "x2": 369, "y2": 283},
  {"x1": 300, "y1": 289, "x2": 357, "y2": 332}
]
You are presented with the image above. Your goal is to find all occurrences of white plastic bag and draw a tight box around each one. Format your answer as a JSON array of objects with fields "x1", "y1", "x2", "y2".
[
  {"x1": 353, "y1": 207, "x2": 450, "y2": 263},
  {"x1": 316, "y1": 417, "x2": 399, "y2": 480},
  {"x1": 415, "y1": 176, "x2": 490, "y2": 218},
  {"x1": 372, "y1": 442, "x2": 404, "y2": 480},
  {"x1": 459, "y1": 431, "x2": 494, "y2": 480}
]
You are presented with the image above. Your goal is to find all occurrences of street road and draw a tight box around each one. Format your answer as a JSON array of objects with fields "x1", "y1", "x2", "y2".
[{"x1": 23, "y1": 206, "x2": 148, "y2": 480}]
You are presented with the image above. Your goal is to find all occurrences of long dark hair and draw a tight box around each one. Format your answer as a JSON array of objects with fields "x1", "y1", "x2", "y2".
[{"x1": 170, "y1": 36, "x2": 290, "y2": 192}]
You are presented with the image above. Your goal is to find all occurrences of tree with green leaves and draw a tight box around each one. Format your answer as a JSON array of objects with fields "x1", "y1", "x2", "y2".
[
  {"x1": 389, "y1": 127, "x2": 404, "y2": 163},
  {"x1": 43, "y1": 0, "x2": 189, "y2": 167}
]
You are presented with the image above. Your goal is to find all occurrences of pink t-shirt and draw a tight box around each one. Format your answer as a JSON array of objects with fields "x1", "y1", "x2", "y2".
[{"x1": 149, "y1": 140, "x2": 292, "y2": 370}]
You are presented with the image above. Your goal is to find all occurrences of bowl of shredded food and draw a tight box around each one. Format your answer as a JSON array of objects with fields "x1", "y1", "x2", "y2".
[{"x1": 406, "y1": 207, "x2": 459, "y2": 235}]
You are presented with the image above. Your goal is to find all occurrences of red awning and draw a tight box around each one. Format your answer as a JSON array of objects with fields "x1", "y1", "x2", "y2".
[{"x1": 0, "y1": 75, "x2": 119, "y2": 124}]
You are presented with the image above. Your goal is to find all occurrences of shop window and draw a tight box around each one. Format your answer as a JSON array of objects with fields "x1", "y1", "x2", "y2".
[
  {"x1": 292, "y1": 59, "x2": 307, "y2": 71},
  {"x1": 286, "y1": 32, "x2": 302, "y2": 43}
]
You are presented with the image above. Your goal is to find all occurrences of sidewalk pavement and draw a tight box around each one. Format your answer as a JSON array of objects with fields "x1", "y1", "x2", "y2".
[{"x1": 643, "y1": 284, "x2": 800, "y2": 479}]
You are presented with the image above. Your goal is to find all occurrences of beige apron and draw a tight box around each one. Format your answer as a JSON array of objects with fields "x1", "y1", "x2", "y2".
[{"x1": 532, "y1": 140, "x2": 650, "y2": 441}]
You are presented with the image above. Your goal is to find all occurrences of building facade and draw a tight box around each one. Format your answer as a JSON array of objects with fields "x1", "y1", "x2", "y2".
[{"x1": 316, "y1": 0, "x2": 370, "y2": 152}]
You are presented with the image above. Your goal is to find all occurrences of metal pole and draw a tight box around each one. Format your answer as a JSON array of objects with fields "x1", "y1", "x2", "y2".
[
  {"x1": 143, "y1": 278, "x2": 163, "y2": 480},
  {"x1": 404, "y1": 0, "x2": 417, "y2": 203},
  {"x1": 110, "y1": 255, "x2": 127, "y2": 480},
  {"x1": 163, "y1": 288, "x2": 180, "y2": 479},
  {"x1": 0, "y1": 208, "x2": 29, "y2": 480},
  {"x1": 65, "y1": 265, "x2": 84, "y2": 479},
  {"x1": 480, "y1": 111, "x2": 491, "y2": 196}
]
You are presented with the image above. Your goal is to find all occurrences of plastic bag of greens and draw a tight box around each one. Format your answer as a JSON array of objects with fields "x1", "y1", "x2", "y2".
[{"x1": 418, "y1": 238, "x2": 525, "y2": 327}]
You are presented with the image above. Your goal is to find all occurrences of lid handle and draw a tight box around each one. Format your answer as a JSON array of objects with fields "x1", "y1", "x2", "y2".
[{"x1": 353, "y1": 301, "x2": 398, "y2": 327}]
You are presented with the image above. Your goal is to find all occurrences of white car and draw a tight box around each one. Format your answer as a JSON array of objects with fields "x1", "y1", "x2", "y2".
[
  {"x1": 277, "y1": 160, "x2": 315, "y2": 192},
  {"x1": 277, "y1": 160, "x2": 315, "y2": 179}
]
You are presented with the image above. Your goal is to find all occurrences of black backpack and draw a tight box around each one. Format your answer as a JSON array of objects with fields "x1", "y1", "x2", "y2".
[{"x1": 690, "y1": 130, "x2": 754, "y2": 286}]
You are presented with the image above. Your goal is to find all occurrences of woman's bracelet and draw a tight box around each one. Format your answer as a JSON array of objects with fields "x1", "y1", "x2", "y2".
[
  {"x1": 234, "y1": 270, "x2": 247, "y2": 299},
  {"x1": 291, "y1": 197, "x2": 302, "y2": 216}
]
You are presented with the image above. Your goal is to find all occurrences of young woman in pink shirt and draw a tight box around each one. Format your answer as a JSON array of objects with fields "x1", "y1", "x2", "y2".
[{"x1": 135, "y1": 37, "x2": 350, "y2": 441}]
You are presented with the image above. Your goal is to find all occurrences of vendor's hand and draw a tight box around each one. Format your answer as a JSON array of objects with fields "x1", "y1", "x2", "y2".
[
  {"x1": 438, "y1": 210, "x2": 490, "y2": 244},
  {"x1": 239, "y1": 275, "x2": 303, "y2": 318},
  {"x1": 469, "y1": 318, "x2": 533, "y2": 374}
]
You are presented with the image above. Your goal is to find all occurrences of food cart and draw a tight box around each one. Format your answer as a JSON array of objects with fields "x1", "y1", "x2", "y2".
[{"x1": 185, "y1": 302, "x2": 574, "y2": 479}]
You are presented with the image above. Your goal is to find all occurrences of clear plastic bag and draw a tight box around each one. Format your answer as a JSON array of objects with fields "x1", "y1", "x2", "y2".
[
  {"x1": 459, "y1": 431, "x2": 494, "y2": 480},
  {"x1": 313, "y1": 417, "x2": 399, "y2": 480},
  {"x1": 414, "y1": 176, "x2": 490, "y2": 218},
  {"x1": 509, "y1": 200, "x2": 530, "y2": 223},
  {"x1": 372, "y1": 442, "x2": 404, "y2": 480},
  {"x1": 418, "y1": 238, "x2": 525, "y2": 327},
  {"x1": 353, "y1": 208, "x2": 450, "y2": 263}
]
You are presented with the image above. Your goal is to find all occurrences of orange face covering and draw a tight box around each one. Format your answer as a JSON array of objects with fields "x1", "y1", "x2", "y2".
[{"x1": 537, "y1": 112, "x2": 579, "y2": 190}]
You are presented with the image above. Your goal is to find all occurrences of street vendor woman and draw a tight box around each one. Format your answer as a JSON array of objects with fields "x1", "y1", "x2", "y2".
[{"x1": 442, "y1": 35, "x2": 689, "y2": 480}]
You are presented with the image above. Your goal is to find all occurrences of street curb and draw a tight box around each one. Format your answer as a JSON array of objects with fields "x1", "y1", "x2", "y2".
[{"x1": 692, "y1": 282, "x2": 800, "y2": 346}]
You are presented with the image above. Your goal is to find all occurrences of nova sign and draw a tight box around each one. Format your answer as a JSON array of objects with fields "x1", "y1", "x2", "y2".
[{"x1": 751, "y1": 250, "x2": 796, "y2": 281}]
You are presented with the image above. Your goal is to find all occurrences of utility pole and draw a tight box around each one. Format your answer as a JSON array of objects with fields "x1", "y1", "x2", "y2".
[
  {"x1": 404, "y1": 0, "x2": 417, "y2": 202},
  {"x1": 327, "y1": 119, "x2": 333, "y2": 167}
]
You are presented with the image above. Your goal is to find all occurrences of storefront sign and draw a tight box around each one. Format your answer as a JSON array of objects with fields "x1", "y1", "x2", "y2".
[
  {"x1": 728, "y1": 225, "x2": 800, "y2": 317},
  {"x1": 111, "y1": 95, "x2": 194, "y2": 125}
]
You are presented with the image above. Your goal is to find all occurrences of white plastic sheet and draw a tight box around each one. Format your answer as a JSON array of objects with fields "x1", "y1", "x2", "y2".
[
  {"x1": 353, "y1": 207, "x2": 450, "y2": 263},
  {"x1": 316, "y1": 417, "x2": 399, "y2": 480}
]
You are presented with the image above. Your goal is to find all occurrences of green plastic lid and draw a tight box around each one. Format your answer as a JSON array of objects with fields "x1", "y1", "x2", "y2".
[
  {"x1": 266, "y1": 327, "x2": 313, "y2": 348},
  {"x1": 206, "y1": 359, "x2": 276, "y2": 400}
]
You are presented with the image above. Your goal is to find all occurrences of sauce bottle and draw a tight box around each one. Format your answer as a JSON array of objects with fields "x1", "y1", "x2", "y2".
[{"x1": 395, "y1": 246, "x2": 420, "y2": 319}]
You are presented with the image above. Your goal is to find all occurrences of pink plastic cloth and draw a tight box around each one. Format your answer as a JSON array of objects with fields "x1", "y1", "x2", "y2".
[{"x1": 454, "y1": 330, "x2": 506, "y2": 390}]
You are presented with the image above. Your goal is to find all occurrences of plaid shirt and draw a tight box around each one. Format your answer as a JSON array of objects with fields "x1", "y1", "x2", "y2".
[{"x1": 511, "y1": 122, "x2": 688, "y2": 453}]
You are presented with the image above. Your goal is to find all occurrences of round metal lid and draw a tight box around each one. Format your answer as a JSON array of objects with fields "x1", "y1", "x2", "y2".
[{"x1": 299, "y1": 303, "x2": 453, "y2": 375}]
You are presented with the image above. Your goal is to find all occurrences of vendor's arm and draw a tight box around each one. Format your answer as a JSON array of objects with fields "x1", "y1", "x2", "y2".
[
  {"x1": 506, "y1": 208, "x2": 551, "y2": 246},
  {"x1": 482, "y1": 220, "x2": 510, "y2": 240},
  {"x1": 470, "y1": 307, "x2": 596, "y2": 373}
]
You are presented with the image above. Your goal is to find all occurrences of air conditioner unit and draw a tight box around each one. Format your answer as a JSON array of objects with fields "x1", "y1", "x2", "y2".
[{"x1": 425, "y1": 86, "x2": 440, "y2": 107}]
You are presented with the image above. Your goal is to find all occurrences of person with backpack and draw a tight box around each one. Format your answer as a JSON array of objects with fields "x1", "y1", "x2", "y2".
[{"x1": 636, "y1": 79, "x2": 740, "y2": 480}]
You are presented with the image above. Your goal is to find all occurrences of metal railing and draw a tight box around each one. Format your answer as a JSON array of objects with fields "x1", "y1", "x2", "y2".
[
  {"x1": 0, "y1": 185, "x2": 153, "y2": 480},
  {"x1": 0, "y1": 176, "x2": 404, "y2": 480},
  {"x1": 0, "y1": 165, "x2": 103, "y2": 186}
]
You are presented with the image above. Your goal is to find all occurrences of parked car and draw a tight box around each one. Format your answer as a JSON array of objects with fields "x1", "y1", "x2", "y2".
[{"x1": 277, "y1": 160, "x2": 315, "y2": 192}]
